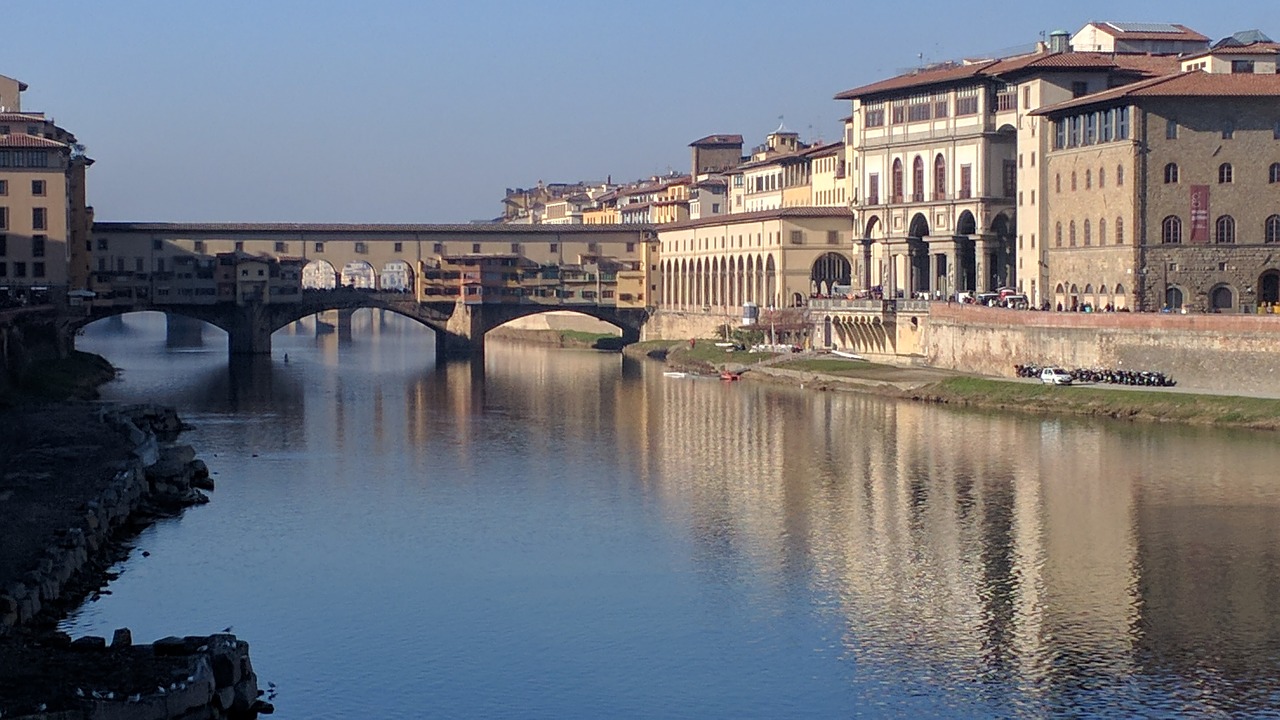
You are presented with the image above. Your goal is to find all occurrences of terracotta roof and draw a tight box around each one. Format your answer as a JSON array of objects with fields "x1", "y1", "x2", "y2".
[
  {"x1": 664, "y1": 206, "x2": 852, "y2": 231},
  {"x1": 1090, "y1": 22, "x2": 1209, "y2": 42},
  {"x1": 802, "y1": 141, "x2": 843, "y2": 158},
  {"x1": 0, "y1": 134, "x2": 68, "y2": 149},
  {"x1": 1033, "y1": 71, "x2": 1280, "y2": 115},
  {"x1": 690, "y1": 134, "x2": 743, "y2": 146},
  {"x1": 92, "y1": 222, "x2": 655, "y2": 235},
  {"x1": 1183, "y1": 41, "x2": 1280, "y2": 60},
  {"x1": 0, "y1": 112, "x2": 47, "y2": 122},
  {"x1": 834, "y1": 60, "x2": 998, "y2": 100}
]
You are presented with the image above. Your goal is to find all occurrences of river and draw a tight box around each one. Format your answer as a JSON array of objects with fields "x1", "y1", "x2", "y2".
[{"x1": 62, "y1": 310, "x2": 1280, "y2": 719}]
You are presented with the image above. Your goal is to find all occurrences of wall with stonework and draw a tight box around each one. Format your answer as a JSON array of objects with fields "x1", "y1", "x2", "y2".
[
  {"x1": 923, "y1": 303, "x2": 1280, "y2": 396},
  {"x1": 642, "y1": 310, "x2": 731, "y2": 342}
]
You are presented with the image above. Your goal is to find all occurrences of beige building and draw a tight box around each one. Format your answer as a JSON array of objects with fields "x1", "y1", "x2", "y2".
[
  {"x1": 1036, "y1": 71, "x2": 1280, "y2": 312},
  {"x1": 1070, "y1": 22, "x2": 1209, "y2": 55},
  {"x1": 656, "y1": 207, "x2": 854, "y2": 315},
  {"x1": 0, "y1": 81, "x2": 94, "y2": 298}
]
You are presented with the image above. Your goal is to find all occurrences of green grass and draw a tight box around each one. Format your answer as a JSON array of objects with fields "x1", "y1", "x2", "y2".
[
  {"x1": 778, "y1": 358, "x2": 939, "y2": 380},
  {"x1": 921, "y1": 376, "x2": 1280, "y2": 430},
  {"x1": 558, "y1": 330, "x2": 616, "y2": 343}
]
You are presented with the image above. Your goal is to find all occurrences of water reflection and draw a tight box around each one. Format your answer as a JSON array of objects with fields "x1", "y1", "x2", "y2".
[{"x1": 66, "y1": 311, "x2": 1280, "y2": 718}]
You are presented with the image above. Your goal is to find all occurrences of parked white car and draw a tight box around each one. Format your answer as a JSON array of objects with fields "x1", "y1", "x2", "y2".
[{"x1": 1040, "y1": 367, "x2": 1073, "y2": 385}]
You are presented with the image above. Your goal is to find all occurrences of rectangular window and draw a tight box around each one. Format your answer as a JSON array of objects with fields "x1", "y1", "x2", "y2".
[
  {"x1": 31, "y1": 235, "x2": 44, "y2": 257},
  {"x1": 0, "y1": 262, "x2": 6, "y2": 277},
  {"x1": 135, "y1": 257, "x2": 144, "y2": 272},
  {"x1": 354, "y1": 241, "x2": 367, "y2": 253},
  {"x1": 1055, "y1": 121, "x2": 1066, "y2": 149},
  {"x1": 933, "y1": 94, "x2": 948, "y2": 118},
  {"x1": 234, "y1": 241, "x2": 245, "y2": 251},
  {"x1": 907, "y1": 93, "x2": 931, "y2": 122},
  {"x1": 956, "y1": 87, "x2": 979, "y2": 116},
  {"x1": 1003, "y1": 160, "x2": 1016, "y2": 198},
  {"x1": 31, "y1": 179, "x2": 45, "y2": 196},
  {"x1": 868, "y1": 173, "x2": 880, "y2": 204},
  {"x1": 0, "y1": 180, "x2": 6, "y2": 195},
  {"x1": 393, "y1": 242, "x2": 403, "y2": 252},
  {"x1": 1222, "y1": 120, "x2": 1234, "y2": 139},
  {"x1": 1070, "y1": 116, "x2": 1083, "y2": 147},
  {"x1": 1116, "y1": 108, "x2": 1130, "y2": 139},
  {"x1": 1232, "y1": 60, "x2": 1255, "y2": 73},
  {"x1": 1022, "y1": 86, "x2": 1031, "y2": 109},
  {"x1": 1072, "y1": 81, "x2": 1088, "y2": 98},
  {"x1": 1166, "y1": 118, "x2": 1178, "y2": 139},
  {"x1": 865, "y1": 102, "x2": 885, "y2": 127},
  {"x1": 790, "y1": 230, "x2": 804, "y2": 245},
  {"x1": 151, "y1": 238, "x2": 162, "y2": 251},
  {"x1": 433, "y1": 242, "x2": 445, "y2": 254},
  {"x1": 511, "y1": 243, "x2": 520, "y2": 254},
  {"x1": 0, "y1": 235, "x2": 6, "y2": 255},
  {"x1": 194, "y1": 240, "x2": 205, "y2": 253},
  {"x1": 274, "y1": 241, "x2": 288, "y2": 253},
  {"x1": 14, "y1": 261, "x2": 26, "y2": 277},
  {"x1": 891, "y1": 100, "x2": 906, "y2": 124},
  {"x1": 549, "y1": 243, "x2": 557, "y2": 252},
  {"x1": 314, "y1": 242, "x2": 324, "y2": 253},
  {"x1": 1101, "y1": 111, "x2": 1114, "y2": 142},
  {"x1": 959, "y1": 165, "x2": 972, "y2": 199},
  {"x1": 0, "y1": 207, "x2": 6, "y2": 230},
  {"x1": 472, "y1": 243, "x2": 481, "y2": 253},
  {"x1": 827, "y1": 230, "x2": 840, "y2": 245},
  {"x1": 1085, "y1": 113, "x2": 1098, "y2": 144},
  {"x1": 31, "y1": 207, "x2": 45, "y2": 230},
  {"x1": 996, "y1": 84, "x2": 1016, "y2": 111},
  {"x1": 625, "y1": 242, "x2": 635, "y2": 252}
]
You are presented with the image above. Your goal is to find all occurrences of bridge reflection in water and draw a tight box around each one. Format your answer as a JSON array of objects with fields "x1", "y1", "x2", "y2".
[{"x1": 65, "y1": 312, "x2": 1280, "y2": 718}]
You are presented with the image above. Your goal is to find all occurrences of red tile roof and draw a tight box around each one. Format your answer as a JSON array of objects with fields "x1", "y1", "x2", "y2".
[
  {"x1": 1183, "y1": 42, "x2": 1280, "y2": 60},
  {"x1": 1091, "y1": 22, "x2": 1209, "y2": 42},
  {"x1": 664, "y1": 206, "x2": 852, "y2": 231},
  {"x1": 0, "y1": 134, "x2": 68, "y2": 149},
  {"x1": 1034, "y1": 71, "x2": 1280, "y2": 115},
  {"x1": 834, "y1": 60, "x2": 998, "y2": 100},
  {"x1": 0, "y1": 112, "x2": 47, "y2": 122},
  {"x1": 92, "y1": 222, "x2": 655, "y2": 235}
]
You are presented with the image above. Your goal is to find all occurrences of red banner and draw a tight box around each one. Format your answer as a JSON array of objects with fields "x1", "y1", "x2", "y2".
[{"x1": 1190, "y1": 185, "x2": 1210, "y2": 243}]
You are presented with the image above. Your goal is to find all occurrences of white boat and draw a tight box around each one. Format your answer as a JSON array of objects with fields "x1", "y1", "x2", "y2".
[
  {"x1": 831, "y1": 350, "x2": 866, "y2": 360},
  {"x1": 663, "y1": 371, "x2": 689, "y2": 378}
]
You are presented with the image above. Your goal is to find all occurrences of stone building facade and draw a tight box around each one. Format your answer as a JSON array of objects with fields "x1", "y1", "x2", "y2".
[{"x1": 1038, "y1": 71, "x2": 1280, "y2": 312}]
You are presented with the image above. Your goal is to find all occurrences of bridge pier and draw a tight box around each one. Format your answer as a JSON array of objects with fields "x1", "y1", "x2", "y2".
[
  {"x1": 224, "y1": 305, "x2": 274, "y2": 355},
  {"x1": 337, "y1": 308, "x2": 355, "y2": 343},
  {"x1": 438, "y1": 302, "x2": 485, "y2": 359}
]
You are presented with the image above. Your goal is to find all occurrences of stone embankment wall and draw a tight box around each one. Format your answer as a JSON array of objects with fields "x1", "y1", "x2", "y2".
[
  {"x1": 642, "y1": 311, "x2": 732, "y2": 343},
  {"x1": 0, "y1": 405, "x2": 268, "y2": 719},
  {"x1": 923, "y1": 304, "x2": 1280, "y2": 396}
]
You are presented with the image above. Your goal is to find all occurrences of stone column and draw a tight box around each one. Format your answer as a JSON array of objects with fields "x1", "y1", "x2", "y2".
[{"x1": 225, "y1": 305, "x2": 273, "y2": 355}]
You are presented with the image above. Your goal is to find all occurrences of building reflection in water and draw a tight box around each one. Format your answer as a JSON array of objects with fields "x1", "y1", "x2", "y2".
[{"x1": 636, "y1": 371, "x2": 1280, "y2": 716}]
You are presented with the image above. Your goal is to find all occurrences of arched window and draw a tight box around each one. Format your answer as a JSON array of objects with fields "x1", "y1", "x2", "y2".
[
  {"x1": 1216, "y1": 215, "x2": 1236, "y2": 244},
  {"x1": 1099, "y1": 218, "x2": 1107, "y2": 245},
  {"x1": 1164, "y1": 162, "x2": 1179, "y2": 184},
  {"x1": 1219, "y1": 163, "x2": 1233, "y2": 184},
  {"x1": 1084, "y1": 219, "x2": 1092, "y2": 245},
  {"x1": 912, "y1": 156, "x2": 925, "y2": 202},
  {"x1": 1069, "y1": 220, "x2": 1077, "y2": 246},
  {"x1": 1268, "y1": 215, "x2": 1280, "y2": 244},
  {"x1": 1055, "y1": 173, "x2": 1061, "y2": 193},
  {"x1": 892, "y1": 159, "x2": 903, "y2": 202},
  {"x1": 1162, "y1": 215, "x2": 1182, "y2": 244},
  {"x1": 1099, "y1": 167, "x2": 1106, "y2": 188},
  {"x1": 1071, "y1": 171, "x2": 1077, "y2": 191},
  {"x1": 1270, "y1": 163, "x2": 1280, "y2": 184},
  {"x1": 1116, "y1": 217, "x2": 1124, "y2": 244},
  {"x1": 1117, "y1": 165, "x2": 1124, "y2": 186},
  {"x1": 934, "y1": 154, "x2": 946, "y2": 200},
  {"x1": 1055, "y1": 222, "x2": 1062, "y2": 247},
  {"x1": 1086, "y1": 169, "x2": 1092, "y2": 189}
]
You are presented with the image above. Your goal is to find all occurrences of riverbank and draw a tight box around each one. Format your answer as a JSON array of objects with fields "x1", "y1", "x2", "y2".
[
  {"x1": 0, "y1": 393, "x2": 269, "y2": 717},
  {"x1": 628, "y1": 340, "x2": 1280, "y2": 431}
]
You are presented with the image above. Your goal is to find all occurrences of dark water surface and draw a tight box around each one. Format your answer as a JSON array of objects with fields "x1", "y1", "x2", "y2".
[{"x1": 63, "y1": 311, "x2": 1280, "y2": 719}]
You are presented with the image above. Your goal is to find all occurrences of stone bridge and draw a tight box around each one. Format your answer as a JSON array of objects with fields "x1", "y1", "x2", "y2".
[{"x1": 73, "y1": 289, "x2": 652, "y2": 357}]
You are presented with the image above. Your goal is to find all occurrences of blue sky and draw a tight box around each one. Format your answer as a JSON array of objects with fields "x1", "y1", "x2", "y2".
[{"x1": 4, "y1": 1, "x2": 1275, "y2": 223}]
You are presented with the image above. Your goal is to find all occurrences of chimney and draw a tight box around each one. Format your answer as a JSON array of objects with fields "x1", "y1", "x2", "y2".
[{"x1": 1049, "y1": 30, "x2": 1071, "y2": 53}]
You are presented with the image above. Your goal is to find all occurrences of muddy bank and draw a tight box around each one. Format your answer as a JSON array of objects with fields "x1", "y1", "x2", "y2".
[{"x1": 0, "y1": 403, "x2": 269, "y2": 718}]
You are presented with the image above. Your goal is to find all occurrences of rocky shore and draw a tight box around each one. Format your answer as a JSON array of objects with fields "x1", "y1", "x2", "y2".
[{"x1": 0, "y1": 403, "x2": 270, "y2": 719}]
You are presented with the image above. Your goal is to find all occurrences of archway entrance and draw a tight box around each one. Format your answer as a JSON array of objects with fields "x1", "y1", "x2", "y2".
[
  {"x1": 811, "y1": 252, "x2": 852, "y2": 296},
  {"x1": 1260, "y1": 270, "x2": 1280, "y2": 305},
  {"x1": 1210, "y1": 285, "x2": 1234, "y2": 312}
]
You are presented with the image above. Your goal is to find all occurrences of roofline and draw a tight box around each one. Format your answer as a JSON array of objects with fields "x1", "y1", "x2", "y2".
[
  {"x1": 91, "y1": 222, "x2": 657, "y2": 235},
  {"x1": 662, "y1": 206, "x2": 852, "y2": 232}
]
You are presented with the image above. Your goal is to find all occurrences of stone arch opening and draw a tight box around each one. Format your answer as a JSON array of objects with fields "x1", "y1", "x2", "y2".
[
  {"x1": 341, "y1": 261, "x2": 377, "y2": 289},
  {"x1": 1259, "y1": 270, "x2": 1280, "y2": 305},
  {"x1": 956, "y1": 211, "x2": 977, "y2": 236},
  {"x1": 811, "y1": 252, "x2": 852, "y2": 296},
  {"x1": 380, "y1": 260, "x2": 415, "y2": 293},
  {"x1": 1210, "y1": 284, "x2": 1235, "y2": 312},
  {"x1": 1165, "y1": 286, "x2": 1184, "y2": 310},
  {"x1": 908, "y1": 213, "x2": 930, "y2": 239},
  {"x1": 302, "y1": 260, "x2": 338, "y2": 290},
  {"x1": 864, "y1": 215, "x2": 881, "y2": 239}
]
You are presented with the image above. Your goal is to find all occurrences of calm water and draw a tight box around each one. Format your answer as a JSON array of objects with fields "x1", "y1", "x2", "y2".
[{"x1": 63, "y1": 311, "x2": 1280, "y2": 719}]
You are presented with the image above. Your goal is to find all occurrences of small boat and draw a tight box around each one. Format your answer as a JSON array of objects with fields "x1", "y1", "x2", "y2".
[
  {"x1": 720, "y1": 370, "x2": 742, "y2": 381},
  {"x1": 663, "y1": 371, "x2": 689, "y2": 378},
  {"x1": 832, "y1": 350, "x2": 866, "y2": 360},
  {"x1": 713, "y1": 342, "x2": 736, "y2": 348}
]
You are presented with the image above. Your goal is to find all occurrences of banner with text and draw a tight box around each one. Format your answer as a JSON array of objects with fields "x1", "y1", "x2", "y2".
[{"x1": 1190, "y1": 185, "x2": 1210, "y2": 243}]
